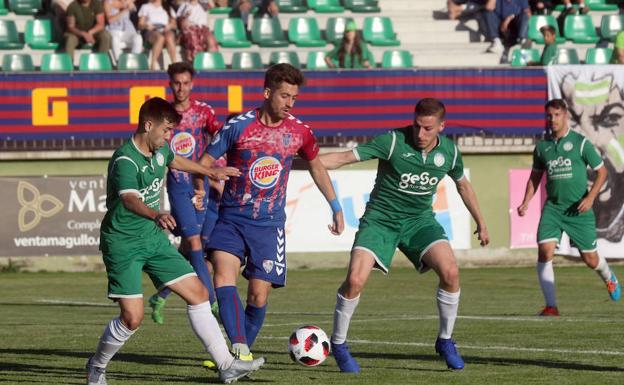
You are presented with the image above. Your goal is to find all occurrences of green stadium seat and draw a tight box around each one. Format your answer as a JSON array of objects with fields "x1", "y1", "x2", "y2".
[
  {"x1": 25, "y1": 19, "x2": 58, "y2": 50},
  {"x1": 209, "y1": 6, "x2": 231, "y2": 14},
  {"x1": 585, "y1": 47, "x2": 613, "y2": 64},
  {"x1": 231, "y1": 52, "x2": 263, "y2": 70},
  {"x1": 363, "y1": 16, "x2": 400, "y2": 46},
  {"x1": 381, "y1": 50, "x2": 412, "y2": 68},
  {"x1": 600, "y1": 14, "x2": 624, "y2": 42},
  {"x1": 250, "y1": 16, "x2": 289, "y2": 47},
  {"x1": 288, "y1": 17, "x2": 326, "y2": 47},
  {"x1": 343, "y1": 0, "x2": 380, "y2": 13},
  {"x1": 0, "y1": 20, "x2": 25, "y2": 50},
  {"x1": 0, "y1": 0, "x2": 9, "y2": 15},
  {"x1": 40, "y1": 53, "x2": 73, "y2": 71},
  {"x1": 586, "y1": 0, "x2": 619, "y2": 11},
  {"x1": 9, "y1": 0, "x2": 42, "y2": 15},
  {"x1": 117, "y1": 52, "x2": 149, "y2": 70},
  {"x1": 553, "y1": 48, "x2": 580, "y2": 64},
  {"x1": 275, "y1": 0, "x2": 306, "y2": 13},
  {"x1": 307, "y1": 0, "x2": 344, "y2": 13},
  {"x1": 269, "y1": 51, "x2": 300, "y2": 67},
  {"x1": 2, "y1": 54, "x2": 34, "y2": 71},
  {"x1": 213, "y1": 18, "x2": 252, "y2": 48},
  {"x1": 528, "y1": 15, "x2": 565, "y2": 44},
  {"x1": 306, "y1": 51, "x2": 329, "y2": 69},
  {"x1": 78, "y1": 52, "x2": 113, "y2": 71},
  {"x1": 193, "y1": 51, "x2": 225, "y2": 70},
  {"x1": 564, "y1": 15, "x2": 599, "y2": 44},
  {"x1": 510, "y1": 48, "x2": 540, "y2": 66}
]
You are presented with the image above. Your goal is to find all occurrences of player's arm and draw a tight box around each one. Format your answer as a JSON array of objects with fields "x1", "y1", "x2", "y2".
[
  {"x1": 120, "y1": 193, "x2": 176, "y2": 231},
  {"x1": 517, "y1": 169, "x2": 544, "y2": 217},
  {"x1": 578, "y1": 165, "x2": 607, "y2": 213},
  {"x1": 307, "y1": 156, "x2": 345, "y2": 235},
  {"x1": 319, "y1": 150, "x2": 358, "y2": 170},
  {"x1": 454, "y1": 177, "x2": 489, "y2": 246},
  {"x1": 170, "y1": 154, "x2": 239, "y2": 181}
]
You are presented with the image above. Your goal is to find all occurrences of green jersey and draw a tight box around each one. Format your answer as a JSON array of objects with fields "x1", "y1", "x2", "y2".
[
  {"x1": 532, "y1": 129, "x2": 604, "y2": 208},
  {"x1": 354, "y1": 126, "x2": 464, "y2": 219},
  {"x1": 100, "y1": 138, "x2": 174, "y2": 243}
]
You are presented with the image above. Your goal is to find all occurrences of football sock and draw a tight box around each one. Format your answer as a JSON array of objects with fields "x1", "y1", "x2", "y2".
[
  {"x1": 245, "y1": 303, "x2": 267, "y2": 348},
  {"x1": 594, "y1": 255, "x2": 612, "y2": 282},
  {"x1": 216, "y1": 286, "x2": 248, "y2": 345},
  {"x1": 189, "y1": 248, "x2": 216, "y2": 304},
  {"x1": 187, "y1": 301, "x2": 234, "y2": 371},
  {"x1": 437, "y1": 288, "x2": 460, "y2": 339},
  {"x1": 331, "y1": 292, "x2": 360, "y2": 344},
  {"x1": 537, "y1": 261, "x2": 557, "y2": 307},
  {"x1": 90, "y1": 317, "x2": 135, "y2": 368},
  {"x1": 159, "y1": 288, "x2": 172, "y2": 299}
]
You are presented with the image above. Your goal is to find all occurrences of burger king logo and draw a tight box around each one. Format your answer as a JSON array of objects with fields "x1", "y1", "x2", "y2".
[
  {"x1": 249, "y1": 156, "x2": 282, "y2": 189},
  {"x1": 170, "y1": 132, "x2": 196, "y2": 157}
]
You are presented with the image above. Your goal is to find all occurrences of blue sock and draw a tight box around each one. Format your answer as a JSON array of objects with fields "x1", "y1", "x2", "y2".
[
  {"x1": 188, "y1": 249, "x2": 216, "y2": 304},
  {"x1": 245, "y1": 304, "x2": 266, "y2": 348},
  {"x1": 216, "y1": 286, "x2": 247, "y2": 345},
  {"x1": 158, "y1": 288, "x2": 171, "y2": 299}
]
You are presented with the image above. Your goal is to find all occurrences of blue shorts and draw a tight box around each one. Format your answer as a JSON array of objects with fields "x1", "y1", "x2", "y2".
[
  {"x1": 201, "y1": 211, "x2": 219, "y2": 251},
  {"x1": 208, "y1": 219, "x2": 286, "y2": 287},
  {"x1": 168, "y1": 190, "x2": 207, "y2": 238}
]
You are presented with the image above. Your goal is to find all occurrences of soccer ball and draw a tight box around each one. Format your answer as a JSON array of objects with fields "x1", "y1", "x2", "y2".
[{"x1": 288, "y1": 325, "x2": 331, "y2": 367}]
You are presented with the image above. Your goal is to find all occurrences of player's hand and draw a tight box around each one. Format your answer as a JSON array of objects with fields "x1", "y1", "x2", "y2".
[
  {"x1": 517, "y1": 202, "x2": 529, "y2": 217},
  {"x1": 474, "y1": 224, "x2": 489, "y2": 246},
  {"x1": 328, "y1": 210, "x2": 344, "y2": 235},
  {"x1": 209, "y1": 167, "x2": 241, "y2": 181},
  {"x1": 155, "y1": 213, "x2": 176, "y2": 231},
  {"x1": 577, "y1": 196, "x2": 594, "y2": 213},
  {"x1": 192, "y1": 189, "x2": 206, "y2": 211}
]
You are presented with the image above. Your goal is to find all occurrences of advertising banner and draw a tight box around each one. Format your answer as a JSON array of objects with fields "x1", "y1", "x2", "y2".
[{"x1": 508, "y1": 169, "x2": 546, "y2": 248}]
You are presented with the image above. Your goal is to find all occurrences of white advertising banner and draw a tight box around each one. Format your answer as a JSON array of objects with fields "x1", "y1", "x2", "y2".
[{"x1": 284, "y1": 169, "x2": 472, "y2": 252}]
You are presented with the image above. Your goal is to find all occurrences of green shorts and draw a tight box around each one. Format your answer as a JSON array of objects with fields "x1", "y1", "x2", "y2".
[
  {"x1": 537, "y1": 202, "x2": 598, "y2": 252},
  {"x1": 352, "y1": 210, "x2": 449, "y2": 273},
  {"x1": 101, "y1": 231, "x2": 195, "y2": 299}
]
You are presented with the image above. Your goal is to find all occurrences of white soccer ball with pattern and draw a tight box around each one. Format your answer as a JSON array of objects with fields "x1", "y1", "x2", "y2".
[{"x1": 288, "y1": 325, "x2": 331, "y2": 367}]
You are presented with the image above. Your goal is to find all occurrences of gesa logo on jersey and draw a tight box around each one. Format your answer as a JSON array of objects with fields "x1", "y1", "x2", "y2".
[
  {"x1": 249, "y1": 156, "x2": 283, "y2": 189},
  {"x1": 170, "y1": 132, "x2": 196, "y2": 157},
  {"x1": 399, "y1": 172, "x2": 439, "y2": 194}
]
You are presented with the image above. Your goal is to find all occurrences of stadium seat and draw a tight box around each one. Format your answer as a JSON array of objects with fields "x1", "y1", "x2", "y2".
[
  {"x1": 306, "y1": 51, "x2": 329, "y2": 69},
  {"x1": 527, "y1": 15, "x2": 565, "y2": 44},
  {"x1": 209, "y1": 6, "x2": 231, "y2": 14},
  {"x1": 250, "y1": 16, "x2": 289, "y2": 47},
  {"x1": 325, "y1": 16, "x2": 354, "y2": 44},
  {"x1": 269, "y1": 51, "x2": 301, "y2": 67},
  {"x1": 288, "y1": 17, "x2": 326, "y2": 47},
  {"x1": 25, "y1": 19, "x2": 58, "y2": 50},
  {"x1": 585, "y1": 47, "x2": 613, "y2": 64},
  {"x1": 40, "y1": 53, "x2": 73, "y2": 71},
  {"x1": 0, "y1": 20, "x2": 25, "y2": 50},
  {"x1": 552, "y1": 48, "x2": 580, "y2": 64},
  {"x1": 586, "y1": 0, "x2": 619, "y2": 11},
  {"x1": 0, "y1": 0, "x2": 8, "y2": 15},
  {"x1": 2, "y1": 54, "x2": 34, "y2": 71},
  {"x1": 193, "y1": 51, "x2": 225, "y2": 70},
  {"x1": 343, "y1": 0, "x2": 380, "y2": 13},
  {"x1": 213, "y1": 18, "x2": 252, "y2": 48},
  {"x1": 275, "y1": 0, "x2": 306, "y2": 13},
  {"x1": 117, "y1": 53, "x2": 149, "y2": 70},
  {"x1": 9, "y1": 0, "x2": 42, "y2": 15},
  {"x1": 563, "y1": 15, "x2": 599, "y2": 44},
  {"x1": 510, "y1": 48, "x2": 540, "y2": 66},
  {"x1": 363, "y1": 16, "x2": 400, "y2": 46},
  {"x1": 600, "y1": 14, "x2": 624, "y2": 42},
  {"x1": 78, "y1": 52, "x2": 113, "y2": 71},
  {"x1": 231, "y1": 51, "x2": 263, "y2": 69},
  {"x1": 381, "y1": 50, "x2": 413, "y2": 68},
  {"x1": 307, "y1": 0, "x2": 344, "y2": 13}
]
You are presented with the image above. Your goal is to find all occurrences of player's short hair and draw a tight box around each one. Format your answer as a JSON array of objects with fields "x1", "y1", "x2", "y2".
[
  {"x1": 539, "y1": 25, "x2": 556, "y2": 35},
  {"x1": 545, "y1": 99, "x2": 568, "y2": 111},
  {"x1": 414, "y1": 98, "x2": 446, "y2": 120},
  {"x1": 137, "y1": 97, "x2": 181, "y2": 131},
  {"x1": 167, "y1": 61, "x2": 195, "y2": 79},
  {"x1": 264, "y1": 63, "x2": 305, "y2": 90}
]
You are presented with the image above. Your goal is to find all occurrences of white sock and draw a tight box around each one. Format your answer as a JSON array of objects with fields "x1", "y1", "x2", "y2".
[
  {"x1": 537, "y1": 261, "x2": 557, "y2": 307},
  {"x1": 331, "y1": 292, "x2": 360, "y2": 344},
  {"x1": 593, "y1": 255, "x2": 612, "y2": 282},
  {"x1": 437, "y1": 288, "x2": 460, "y2": 339},
  {"x1": 188, "y1": 301, "x2": 234, "y2": 370},
  {"x1": 90, "y1": 317, "x2": 135, "y2": 368}
]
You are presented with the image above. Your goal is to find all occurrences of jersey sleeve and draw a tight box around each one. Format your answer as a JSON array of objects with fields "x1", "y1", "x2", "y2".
[
  {"x1": 204, "y1": 105, "x2": 221, "y2": 136},
  {"x1": 206, "y1": 123, "x2": 239, "y2": 160},
  {"x1": 532, "y1": 145, "x2": 545, "y2": 171},
  {"x1": 354, "y1": 131, "x2": 395, "y2": 161},
  {"x1": 297, "y1": 125, "x2": 320, "y2": 161},
  {"x1": 448, "y1": 144, "x2": 465, "y2": 181},
  {"x1": 111, "y1": 157, "x2": 140, "y2": 196},
  {"x1": 581, "y1": 138, "x2": 604, "y2": 170}
]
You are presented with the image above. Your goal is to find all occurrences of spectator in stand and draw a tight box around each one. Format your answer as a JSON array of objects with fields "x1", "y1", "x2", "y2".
[
  {"x1": 138, "y1": 0, "x2": 177, "y2": 70},
  {"x1": 325, "y1": 21, "x2": 374, "y2": 69},
  {"x1": 177, "y1": 0, "x2": 219, "y2": 63},
  {"x1": 484, "y1": 0, "x2": 531, "y2": 54},
  {"x1": 52, "y1": 0, "x2": 73, "y2": 42},
  {"x1": 528, "y1": 25, "x2": 557, "y2": 65},
  {"x1": 611, "y1": 31, "x2": 624, "y2": 64},
  {"x1": 560, "y1": 0, "x2": 589, "y2": 15},
  {"x1": 104, "y1": 0, "x2": 143, "y2": 61},
  {"x1": 64, "y1": 0, "x2": 112, "y2": 63},
  {"x1": 230, "y1": 0, "x2": 278, "y2": 27},
  {"x1": 447, "y1": 0, "x2": 488, "y2": 20}
]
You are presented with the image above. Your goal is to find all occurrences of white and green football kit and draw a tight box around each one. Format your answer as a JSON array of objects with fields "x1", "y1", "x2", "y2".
[
  {"x1": 353, "y1": 126, "x2": 465, "y2": 273},
  {"x1": 533, "y1": 129, "x2": 604, "y2": 252},
  {"x1": 100, "y1": 138, "x2": 195, "y2": 298}
]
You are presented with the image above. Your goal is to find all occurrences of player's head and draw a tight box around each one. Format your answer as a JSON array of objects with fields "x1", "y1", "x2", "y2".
[
  {"x1": 263, "y1": 63, "x2": 305, "y2": 121},
  {"x1": 168, "y1": 61, "x2": 195, "y2": 104},
  {"x1": 539, "y1": 25, "x2": 556, "y2": 45},
  {"x1": 545, "y1": 98, "x2": 569, "y2": 134},
  {"x1": 413, "y1": 98, "x2": 446, "y2": 150},
  {"x1": 137, "y1": 97, "x2": 181, "y2": 151}
]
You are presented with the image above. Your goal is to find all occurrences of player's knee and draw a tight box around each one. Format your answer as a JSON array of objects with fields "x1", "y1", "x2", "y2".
[
  {"x1": 247, "y1": 292, "x2": 268, "y2": 307},
  {"x1": 439, "y1": 264, "x2": 459, "y2": 287},
  {"x1": 345, "y1": 275, "x2": 366, "y2": 296},
  {"x1": 121, "y1": 313, "x2": 143, "y2": 330}
]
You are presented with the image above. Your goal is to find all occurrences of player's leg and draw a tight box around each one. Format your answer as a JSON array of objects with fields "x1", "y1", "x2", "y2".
[
  {"x1": 245, "y1": 278, "x2": 271, "y2": 349},
  {"x1": 536, "y1": 205, "x2": 562, "y2": 315}
]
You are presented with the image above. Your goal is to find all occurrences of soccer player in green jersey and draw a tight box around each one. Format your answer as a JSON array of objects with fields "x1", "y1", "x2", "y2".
[
  {"x1": 85, "y1": 97, "x2": 264, "y2": 385},
  {"x1": 320, "y1": 98, "x2": 490, "y2": 372},
  {"x1": 517, "y1": 99, "x2": 620, "y2": 317}
]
